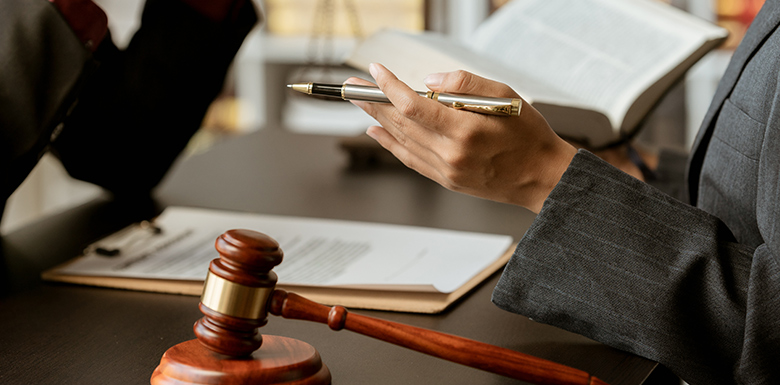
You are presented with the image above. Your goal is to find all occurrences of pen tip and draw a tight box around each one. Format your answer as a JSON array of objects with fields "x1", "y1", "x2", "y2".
[{"x1": 288, "y1": 83, "x2": 312, "y2": 95}]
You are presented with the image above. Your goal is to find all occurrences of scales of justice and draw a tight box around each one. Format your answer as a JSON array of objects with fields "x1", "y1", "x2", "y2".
[{"x1": 150, "y1": 229, "x2": 608, "y2": 385}]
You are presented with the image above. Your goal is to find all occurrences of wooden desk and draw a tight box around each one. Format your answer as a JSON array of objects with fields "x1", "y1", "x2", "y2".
[{"x1": 0, "y1": 130, "x2": 657, "y2": 384}]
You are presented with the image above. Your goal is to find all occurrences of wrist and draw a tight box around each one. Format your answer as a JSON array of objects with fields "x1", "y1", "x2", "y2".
[
  {"x1": 526, "y1": 142, "x2": 577, "y2": 214},
  {"x1": 591, "y1": 143, "x2": 659, "y2": 182}
]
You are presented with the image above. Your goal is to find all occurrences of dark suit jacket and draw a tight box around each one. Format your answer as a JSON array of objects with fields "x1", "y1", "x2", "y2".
[
  {"x1": 0, "y1": 0, "x2": 257, "y2": 216},
  {"x1": 493, "y1": 2, "x2": 780, "y2": 384}
]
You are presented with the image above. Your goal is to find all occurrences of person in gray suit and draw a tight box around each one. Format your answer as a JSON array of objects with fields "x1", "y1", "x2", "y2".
[{"x1": 348, "y1": 2, "x2": 780, "y2": 384}]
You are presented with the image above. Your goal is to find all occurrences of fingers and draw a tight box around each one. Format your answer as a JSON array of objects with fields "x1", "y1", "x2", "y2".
[
  {"x1": 353, "y1": 64, "x2": 519, "y2": 180},
  {"x1": 366, "y1": 126, "x2": 451, "y2": 190},
  {"x1": 365, "y1": 126, "x2": 429, "y2": 172},
  {"x1": 368, "y1": 63, "x2": 420, "y2": 104},
  {"x1": 348, "y1": 64, "x2": 449, "y2": 151},
  {"x1": 348, "y1": 64, "x2": 515, "y2": 190},
  {"x1": 348, "y1": 66, "x2": 455, "y2": 181},
  {"x1": 368, "y1": 63, "x2": 456, "y2": 131},
  {"x1": 423, "y1": 70, "x2": 520, "y2": 99}
]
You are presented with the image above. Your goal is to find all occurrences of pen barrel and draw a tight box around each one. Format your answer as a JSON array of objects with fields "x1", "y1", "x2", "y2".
[
  {"x1": 341, "y1": 84, "x2": 520, "y2": 116},
  {"x1": 342, "y1": 84, "x2": 394, "y2": 102}
]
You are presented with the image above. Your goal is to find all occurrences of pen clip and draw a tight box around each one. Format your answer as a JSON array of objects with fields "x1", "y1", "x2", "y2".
[{"x1": 452, "y1": 101, "x2": 514, "y2": 116}]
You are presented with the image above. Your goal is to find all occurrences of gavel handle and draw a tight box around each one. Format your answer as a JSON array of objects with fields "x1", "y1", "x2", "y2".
[{"x1": 268, "y1": 290, "x2": 608, "y2": 385}]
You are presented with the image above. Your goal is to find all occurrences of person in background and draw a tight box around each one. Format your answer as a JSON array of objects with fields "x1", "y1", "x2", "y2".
[
  {"x1": 0, "y1": 0, "x2": 259, "y2": 218},
  {"x1": 346, "y1": 1, "x2": 780, "y2": 384}
]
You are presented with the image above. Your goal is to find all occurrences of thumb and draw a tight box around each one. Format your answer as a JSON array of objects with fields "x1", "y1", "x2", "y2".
[{"x1": 423, "y1": 70, "x2": 519, "y2": 98}]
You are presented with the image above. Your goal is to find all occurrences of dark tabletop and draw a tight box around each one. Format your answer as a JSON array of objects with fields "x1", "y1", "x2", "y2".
[{"x1": 0, "y1": 129, "x2": 656, "y2": 385}]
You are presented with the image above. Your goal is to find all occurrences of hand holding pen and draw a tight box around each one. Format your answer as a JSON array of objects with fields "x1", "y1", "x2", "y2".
[{"x1": 330, "y1": 63, "x2": 578, "y2": 214}]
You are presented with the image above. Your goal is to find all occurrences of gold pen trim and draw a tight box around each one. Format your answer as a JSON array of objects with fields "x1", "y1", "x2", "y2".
[
  {"x1": 511, "y1": 98, "x2": 522, "y2": 116},
  {"x1": 450, "y1": 99, "x2": 521, "y2": 116},
  {"x1": 428, "y1": 91, "x2": 521, "y2": 116},
  {"x1": 452, "y1": 102, "x2": 512, "y2": 115}
]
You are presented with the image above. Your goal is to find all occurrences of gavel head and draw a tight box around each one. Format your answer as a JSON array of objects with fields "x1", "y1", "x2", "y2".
[{"x1": 194, "y1": 229, "x2": 283, "y2": 357}]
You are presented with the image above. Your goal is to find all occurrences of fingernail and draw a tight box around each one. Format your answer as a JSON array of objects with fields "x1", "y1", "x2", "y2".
[
  {"x1": 366, "y1": 126, "x2": 379, "y2": 140},
  {"x1": 369, "y1": 63, "x2": 379, "y2": 79},
  {"x1": 423, "y1": 73, "x2": 444, "y2": 87}
]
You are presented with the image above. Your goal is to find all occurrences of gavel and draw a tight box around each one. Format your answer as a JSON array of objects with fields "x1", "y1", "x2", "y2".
[{"x1": 151, "y1": 229, "x2": 608, "y2": 385}]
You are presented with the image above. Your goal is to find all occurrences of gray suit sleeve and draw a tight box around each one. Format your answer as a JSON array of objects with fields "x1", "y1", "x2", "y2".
[
  {"x1": 492, "y1": 150, "x2": 780, "y2": 385},
  {"x1": 0, "y1": 0, "x2": 94, "y2": 202}
]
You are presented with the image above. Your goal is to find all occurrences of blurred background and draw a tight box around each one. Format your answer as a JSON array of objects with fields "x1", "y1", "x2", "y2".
[{"x1": 0, "y1": 0, "x2": 765, "y2": 234}]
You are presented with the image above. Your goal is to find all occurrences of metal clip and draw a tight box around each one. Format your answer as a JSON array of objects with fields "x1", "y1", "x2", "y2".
[
  {"x1": 452, "y1": 102, "x2": 514, "y2": 116},
  {"x1": 83, "y1": 220, "x2": 163, "y2": 257}
]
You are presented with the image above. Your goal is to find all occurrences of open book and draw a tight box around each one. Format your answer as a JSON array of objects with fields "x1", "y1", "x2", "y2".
[
  {"x1": 346, "y1": 0, "x2": 727, "y2": 147},
  {"x1": 42, "y1": 207, "x2": 514, "y2": 313}
]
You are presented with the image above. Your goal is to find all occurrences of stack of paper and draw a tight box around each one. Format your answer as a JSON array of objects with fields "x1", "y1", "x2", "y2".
[{"x1": 43, "y1": 206, "x2": 514, "y2": 313}]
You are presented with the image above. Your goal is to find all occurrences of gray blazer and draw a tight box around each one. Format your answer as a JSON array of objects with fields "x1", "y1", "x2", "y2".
[{"x1": 493, "y1": 2, "x2": 780, "y2": 384}]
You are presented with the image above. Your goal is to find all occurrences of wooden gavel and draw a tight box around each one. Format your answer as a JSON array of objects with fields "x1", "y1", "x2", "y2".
[{"x1": 151, "y1": 229, "x2": 608, "y2": 385}]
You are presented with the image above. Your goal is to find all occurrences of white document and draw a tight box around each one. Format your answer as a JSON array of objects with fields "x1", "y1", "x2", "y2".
[{"x1": 59, "y1": 206, "x2": 513, "y2": 294}]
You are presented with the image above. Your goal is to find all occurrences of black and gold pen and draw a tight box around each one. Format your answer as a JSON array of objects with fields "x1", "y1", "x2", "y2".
[{"x1": 287, "y1": 82, "x2": 522, "y2": 116}]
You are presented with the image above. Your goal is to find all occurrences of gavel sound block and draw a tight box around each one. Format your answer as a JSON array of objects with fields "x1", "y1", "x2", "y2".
[{"x1": 151, "y1": 229, "x2": 608, "y2": 385}]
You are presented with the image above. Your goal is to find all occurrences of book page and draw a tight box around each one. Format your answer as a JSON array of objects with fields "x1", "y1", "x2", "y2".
[
  {"x1": 469, "y1": 0, "x2": 726, "y2": 127},
  {"x1": 345, "y1": 29, "x2": 580, "y2": 105},
  {"x1": 345, "y1": 29, "x2": 612, "y2": 142},
  {"x1": 55, "y1": 207, "x2": 513, "y2": 294}
]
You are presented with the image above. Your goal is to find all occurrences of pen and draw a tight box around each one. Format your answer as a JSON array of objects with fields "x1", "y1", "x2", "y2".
[{"x1": 287, "y1": 82, "x2": 522, "y2": 116}]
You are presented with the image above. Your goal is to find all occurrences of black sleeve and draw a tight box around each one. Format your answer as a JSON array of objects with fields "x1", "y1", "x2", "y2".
[{"x1": 52, "y1": 0, "x2": 258, "y2": 197}]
